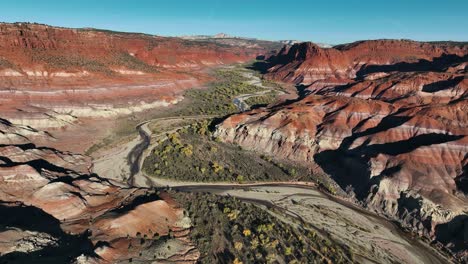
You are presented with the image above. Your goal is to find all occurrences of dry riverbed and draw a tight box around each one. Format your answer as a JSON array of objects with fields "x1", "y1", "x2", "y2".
[{"x1": 90, "y1": 65, "x2": 452, "y2": 264}]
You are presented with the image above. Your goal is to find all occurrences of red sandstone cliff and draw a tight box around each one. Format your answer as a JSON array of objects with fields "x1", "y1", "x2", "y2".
[
  {"x1": 215, "y1": 40, "x2": 468, "y2": 259},
  {"x1": 0, "y1": 22, "x2": 273, "y2": 129},
  {"x1": 264, "y1": 40, "x2": 467, "y2": 86},
  {"x1": 0, "y1": 22, "x2": 264, "y2": 74}
]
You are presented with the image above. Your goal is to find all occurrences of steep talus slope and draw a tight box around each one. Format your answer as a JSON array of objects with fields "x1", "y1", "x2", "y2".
[
  {"x1": 0, "y1": 119, "x2": 197, "y2": 263},
  {"x1": 0, "y1": 22, "x2": 267, "y2": 128},
  {"x1": 215, "y1": 40, "x2": 468, "y2": 260}
]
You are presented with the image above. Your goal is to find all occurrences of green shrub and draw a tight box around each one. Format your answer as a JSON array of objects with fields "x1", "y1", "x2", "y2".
[
  {"x1": 110, "y1": 52, "x2": 158, "y2": 73},
  {"x1": 171, "y1": 192, "x2": 353, "y2": 263},
  {"x1": 142, "y1": 121, "x2": 314, "y2": 183}
]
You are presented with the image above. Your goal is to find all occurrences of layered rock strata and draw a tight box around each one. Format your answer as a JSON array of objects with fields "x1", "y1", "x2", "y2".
[
  {"x1": 0, "y1": 119, "x2": 197, "y2": 263},
  {"x1": 215, "y1": 40, "x2": 468, "y2": 260},
  {"x1": 0, "y1": 22, "x2": 268, "y2": 128}
]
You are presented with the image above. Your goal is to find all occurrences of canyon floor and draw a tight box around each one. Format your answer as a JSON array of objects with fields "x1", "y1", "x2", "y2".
[
  {"x1": 2, "y1": 23, "x2": 466, "y2": 264},
  {"x1": 87, "y1": 66, "x2": 455, "y2": 264}
]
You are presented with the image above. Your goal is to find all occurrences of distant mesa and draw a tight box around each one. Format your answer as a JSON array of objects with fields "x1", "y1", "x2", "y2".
[{"x1": 179, "y1": 32, "x2": 255, "y2": 40}]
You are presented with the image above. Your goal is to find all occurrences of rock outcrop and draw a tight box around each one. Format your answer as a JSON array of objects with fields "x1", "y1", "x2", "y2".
[
  {"x1": 215, "y1": 40, "x2": 468, "y2": 260},
  {"x1": 264, "y1": 40, "x2": 467, "y2": 86},
  {"x1": 0, "y1": 118, "x2": 198, "y2": 263}
]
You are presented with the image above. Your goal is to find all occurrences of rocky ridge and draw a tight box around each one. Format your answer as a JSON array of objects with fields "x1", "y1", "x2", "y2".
[
  {"x1": 215, "y1": 40, "x2": 468, "y2": 260},
  {"x1": 0, "y1": 119, "x2": 197, "y2": 263},
  {"x1": 264, "y1": 40, "x2": 467, "y2": 86}
]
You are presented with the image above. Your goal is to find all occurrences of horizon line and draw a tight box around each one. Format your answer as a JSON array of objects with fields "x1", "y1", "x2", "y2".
[{"x1": 2, "y1": 21, "x2": 467, "y2": 46}]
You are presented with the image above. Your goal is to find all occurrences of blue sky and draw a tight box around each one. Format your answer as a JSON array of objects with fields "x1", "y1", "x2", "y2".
[{"x1": 1, "y1": 0, "x2": 467, "y2": 44}]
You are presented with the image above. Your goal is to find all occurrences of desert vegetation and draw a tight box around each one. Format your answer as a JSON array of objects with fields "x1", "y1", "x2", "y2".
[
  {"x1": 171, "y1": 191, "x2": 354, "y2": 263},
  {"x1": 244, "y1": 92, "x2": 277, "y2": 107},
  {"x1": 30, "y1": 51, "x2": 114, "y2": 74},
  {"x1": 143, "y1": 120, "x2": 321, "y2": 183},
  {"x1": 29, "y1": 50, "x2": 159, "y2": 74},
  {"x1": 110, "y1": 52, "x2": 159, "y2": 73},
  {"x1": 0, "y1": 57, "x2": 16, "y2": 69},
  {"x1": 175, "y1": 68, "x2": 277, "y2": 116},
  {"x1": 86, "y1": 66, "x2": 280, "y2": 155}
]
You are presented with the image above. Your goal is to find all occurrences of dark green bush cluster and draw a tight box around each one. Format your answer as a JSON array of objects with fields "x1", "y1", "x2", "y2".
[{"x1": 171, "y1": 192, "x2": 353, "y2": 264}]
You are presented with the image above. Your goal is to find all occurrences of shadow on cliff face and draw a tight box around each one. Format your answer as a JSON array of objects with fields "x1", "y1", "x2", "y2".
[
  {"x1": 95, "y1": 192, "x2": 160, "y2": 220},
  {"x1": 356, "y1": 54, "x2": 468, "y2": 79},
  {"x1": 340, "y1": 115, "x2": 413, "y2": 150},
  {"x1": 455, "y1": 164, "x2": 468, "y2": 194},
  {"x1": 314, "y1": 149, "x2": 372, "y2": 199},
  {"x1": 247, "y1": 60, "x2": 271, "y2": 74},
  {"x1": 0, "y1": 204, "x2": 97, "y2": 264},
  {"x1": 422, "y1": 76, "x2": 465, "y2": 93},
  {"x1": 396, "y1": 193, "x2": 433, "y2": 235},
  {"x1": 351, "y1": 133, "x2": 464, "y2": 158},
  {"x1": 0, "y1": 143, "x2": 78, "y2": 176},
  {"x1": 314, "y1": 121, "x2": 464, "y2": 200},
  {"x1": 314, "y1": 113, "x2": 416, "y2": 199},
  {"x1": 434, "y1": 214, "x2": 468, "y2": 254},
  {"x1": 295, "y1": 84, "x2": 312, "y2": 98}
]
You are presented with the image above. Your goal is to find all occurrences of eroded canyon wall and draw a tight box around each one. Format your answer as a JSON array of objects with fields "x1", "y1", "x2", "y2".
[{"x1": 215, "y1": 40, "x2": 468, "y2": 259}]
